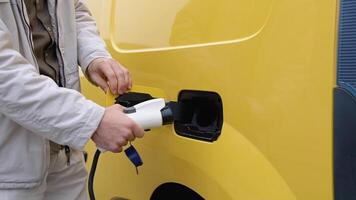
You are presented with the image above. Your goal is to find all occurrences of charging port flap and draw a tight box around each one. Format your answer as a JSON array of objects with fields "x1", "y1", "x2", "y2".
[
  {"x1": 115, "y1": 92, "x2": 154, "y2": 107},
  {"x1": 174, "y1": 90, "x2": 223, "y2": 142}
]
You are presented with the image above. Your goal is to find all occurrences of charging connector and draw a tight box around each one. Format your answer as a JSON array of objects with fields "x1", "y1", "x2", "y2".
[{"x1": 88, "y1": 98, "x2": 175, "y2": 200}]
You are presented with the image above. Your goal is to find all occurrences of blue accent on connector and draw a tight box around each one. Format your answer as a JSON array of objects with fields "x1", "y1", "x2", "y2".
[{"x1": 124, "y1": 145, "x2": 143, "y2": 169}]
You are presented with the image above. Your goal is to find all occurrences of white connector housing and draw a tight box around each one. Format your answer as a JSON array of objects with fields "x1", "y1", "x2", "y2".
[
  {"x1": 126, "y1": 98, "x2": 166, "y2": 130},
  {"x1": 98, "y1": 98, "x2": 166, "y2": 152}
]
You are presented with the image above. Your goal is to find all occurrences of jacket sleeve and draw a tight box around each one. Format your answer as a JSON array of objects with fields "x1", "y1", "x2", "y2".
[
  {"x1": 75, "y1": 0, "x2": 111, "y2": 75},
  {"x1": 0, "y1": 20, "x2": 105, "y2": 151}
]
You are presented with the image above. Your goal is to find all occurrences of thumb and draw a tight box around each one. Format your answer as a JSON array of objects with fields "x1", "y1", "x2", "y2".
[{"x1": 112, "y1": 104, "x2": 124, "y2": 111}]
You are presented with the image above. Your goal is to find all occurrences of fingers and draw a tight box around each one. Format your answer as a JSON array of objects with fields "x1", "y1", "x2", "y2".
[
  {"x1": 90, "y1": 73, "x2": 109, "y2": 92},
  {"x1": 124, "y1": 131, "x2": 135, "y2": 142},
  {"x1": 117, "y1": 138, "x2": 128, "y2": 147},
  {"x1": 108, "y1": 136, "x2": 128, "y2": 153},
  {"x1": 128, "y1": 74, "x2": 133, "y2": 89},
  {"x1": 92, "y1": 132, "x2": 123, "y2": 153},
  {"x1": 106, "y1": 138, "x2": 128, "y2": 153},
  {"x1": 110, "y1": 145, "x2": 122, "y2": 153},
  {"x1": 131, "y1": 121, "x2": 145, "y2": 138},
  {"x1": 87, "y1": 58, "x2": 132, "y2": 95},
  {"x1": 110, "y1": 61, "x2": 131, "y2": 94},
  {"x1": 109, "y1": 63, "x2": 125, "y2": 95},
  {"x1": 92, "y1": 104, "x2": 145, "y2": 154},
  {"x1": 101, "y1": 66, "x2": 118, "y2": 95}
]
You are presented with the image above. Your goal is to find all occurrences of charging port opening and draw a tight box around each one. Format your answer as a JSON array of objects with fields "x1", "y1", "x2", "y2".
[{"x1": 175, "y1": 90, "x2": 223, "y2": 142}]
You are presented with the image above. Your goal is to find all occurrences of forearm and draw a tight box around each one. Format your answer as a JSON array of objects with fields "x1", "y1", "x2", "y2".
[
  {"x1": 75, "y1": 0, "x2": 111, "y2": 74},
  {"x1": 0, "y1": 20, "x2": 104, "y2": 150}
]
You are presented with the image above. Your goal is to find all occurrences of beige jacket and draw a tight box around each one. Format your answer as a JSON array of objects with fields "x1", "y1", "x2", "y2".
[{"x1": 0, "y1": 0, "x2": 109, "y2": 188}]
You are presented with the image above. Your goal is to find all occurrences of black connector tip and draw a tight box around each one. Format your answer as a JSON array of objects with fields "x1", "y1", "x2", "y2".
[{"x1": 161, "y1": 106, "x2": 174, "y2": 125}]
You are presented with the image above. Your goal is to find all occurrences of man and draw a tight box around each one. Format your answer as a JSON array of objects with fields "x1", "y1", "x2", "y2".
[{"x1": 0, "y1": 0, "x2": 144, "y2": 199}]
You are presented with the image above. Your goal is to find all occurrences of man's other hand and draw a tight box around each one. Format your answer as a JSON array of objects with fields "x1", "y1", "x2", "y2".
[
  {"x1": 87, "y1": 57, "x2": 132, "y2": 95},
  {"x1": 91, "y1": 104, "x2": 145, "y2": 153}
]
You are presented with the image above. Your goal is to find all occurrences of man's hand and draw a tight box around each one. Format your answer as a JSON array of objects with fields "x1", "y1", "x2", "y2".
[
  {"x1": 87, "y1": 57, "x2": 132, "y2": 95},
  {"x1": 91, "y1": 105, "x2": 145, "y2": 153}
]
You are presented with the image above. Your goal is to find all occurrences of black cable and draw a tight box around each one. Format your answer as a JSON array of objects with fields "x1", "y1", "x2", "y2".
[{"x1": 89, "y1": 149, "x2": 101, "y2": 200}]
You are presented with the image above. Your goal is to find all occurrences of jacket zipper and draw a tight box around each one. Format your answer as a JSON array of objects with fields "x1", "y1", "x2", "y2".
[
  {"x1": 19, "y1": 0, "x2": 70, "y2": 165},
  {"x1": 55, "y1": 0, "x2": 66, "y2": 87},
  {"x1": 17, "y1": 0, "x2": 48, "y2": 175},
  {"x1": 18, "y1": 0, "x2": 39, "y2": 69},
  {"x1": 54, "y1": 0, "x2": 70, "y2": 165}
]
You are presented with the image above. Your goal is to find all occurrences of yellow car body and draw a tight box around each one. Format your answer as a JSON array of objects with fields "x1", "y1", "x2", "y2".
[{"x1": 80, "y1": 0, "x2": 348, "y2": 199}]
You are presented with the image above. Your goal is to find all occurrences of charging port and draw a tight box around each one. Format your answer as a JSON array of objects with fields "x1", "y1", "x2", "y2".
[{"x1": 174, "y1": 90, "x2": 223, "y2": 142}]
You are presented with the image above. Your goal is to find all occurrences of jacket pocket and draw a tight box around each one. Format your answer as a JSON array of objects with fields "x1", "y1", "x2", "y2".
[{"x1": 0, "y1": 118, "x2": 48, "y2": 189}]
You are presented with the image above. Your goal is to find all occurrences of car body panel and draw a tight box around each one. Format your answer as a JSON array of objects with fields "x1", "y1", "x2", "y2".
[{"x1": 83, "y1": 0, "x2": 337, "y2": 199}]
